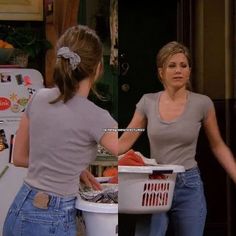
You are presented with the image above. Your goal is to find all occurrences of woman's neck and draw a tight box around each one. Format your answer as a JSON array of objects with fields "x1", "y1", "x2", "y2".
[
  {"x1": 163, "y1": 87, "x2": 188, "y2": 101},
  {"x1": 75, "y1": 78, "x2": 92, "y2": 97}
]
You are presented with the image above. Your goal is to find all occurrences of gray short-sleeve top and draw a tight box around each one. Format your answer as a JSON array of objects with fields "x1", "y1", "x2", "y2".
[
  {"x1": 136, "y1": 91, "x2": 214, "y2": 169},
  {"x1": 24, "y1": 88, "x2": 117, "y2": 196}
]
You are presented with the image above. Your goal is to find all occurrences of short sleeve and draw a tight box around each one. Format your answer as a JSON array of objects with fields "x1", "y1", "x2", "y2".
[
  {"x1": 25, "y1": 92, "x2": 38, "y2": 118},
  {"x1": 89, "y1": 110, "x2": 117, "y2": 143},
  {"x1": 136, "y1": 95, "x2": 146, "y2": 116},
  {"x1": 202, "y1": 95, "x2": 215, "y2": 120}
]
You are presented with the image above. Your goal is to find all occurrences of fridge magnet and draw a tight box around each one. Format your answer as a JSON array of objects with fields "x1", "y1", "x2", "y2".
[
  {"x1": 0, "y1": 129, "x2": 8, "y2": 151},
  {"x1": 9, "y1": 92, "x2": 18, "y2": 102},
  {"x1": 28, "y1": 88, "x2": 36, "y2": 96},
  {"x1": 0, "y1": 165, "x2": 9, "y2": 180},
  {"x1": 0, "y1": 137, "x2": 4, "y2": 151},
  {"x1": 0, "y1": 73, "x2": 11, "y2": 83},
  {"x1": 0, "y1": 97, "x2": 11, "y2": 111},
  {"x1": 10, "y1": 103, "x2": 21, "y2": 113},
  {"x1": 17, "y1": 97, "x2": 28, "y2": 107},
  {"x1": 23, "y1": 75, "x2": 32, "y2": 86},
  {"x1": 15, "y1": 74, "x2": 24, "y2": 85}
]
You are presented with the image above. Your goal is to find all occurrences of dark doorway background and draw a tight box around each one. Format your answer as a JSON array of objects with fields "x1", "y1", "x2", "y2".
[
  {"x1": 118, "y1": 0, "x2": 177, "y2": 157},
  {"x1": 118, "y1": 1, "x2": 177, "y2": 235}
]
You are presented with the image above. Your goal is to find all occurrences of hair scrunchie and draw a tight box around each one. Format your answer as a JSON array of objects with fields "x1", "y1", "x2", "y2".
[{"x1": 57, "y1": 47, "x2": 81, "y2": 70}]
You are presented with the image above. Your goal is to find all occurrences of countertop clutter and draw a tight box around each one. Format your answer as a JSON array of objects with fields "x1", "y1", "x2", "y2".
[
  {"x1": 89, "y1": 145, "x2": 117, "y2": 177},
  {"x1": 0, "y1": 24, "x2": 52, "y2": 69}
]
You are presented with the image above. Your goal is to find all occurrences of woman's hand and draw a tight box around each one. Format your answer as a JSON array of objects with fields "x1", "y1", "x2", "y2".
[{"x1": 80, "y1": 169, "x2": 102, "y2": 190}]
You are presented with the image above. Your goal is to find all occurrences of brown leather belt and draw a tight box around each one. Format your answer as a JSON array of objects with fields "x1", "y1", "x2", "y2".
[{"x1": 33, "y1": 192, "x2": 51, "y2": 209}]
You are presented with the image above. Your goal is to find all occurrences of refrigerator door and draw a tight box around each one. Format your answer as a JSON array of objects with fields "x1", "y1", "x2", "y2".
[
  {"x1": 0, "y1": 68, "x2": 44, "y2": 118},
  {"x1": 0, "y1": 68, "x2": 44, "y2": 234}
]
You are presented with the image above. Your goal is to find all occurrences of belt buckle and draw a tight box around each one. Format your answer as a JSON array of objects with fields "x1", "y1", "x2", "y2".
[{"x1": 33, "y1": 192, "x2": 50, "y2": 209}]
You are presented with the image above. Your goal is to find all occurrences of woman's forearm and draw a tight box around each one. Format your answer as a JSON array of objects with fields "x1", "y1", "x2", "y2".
[
  {"x1": 13, "y1": 154, "x2": 29, "y2": 168},
  {"x1": 212, "y1": 143, "x2": 236, "y2": 184}
]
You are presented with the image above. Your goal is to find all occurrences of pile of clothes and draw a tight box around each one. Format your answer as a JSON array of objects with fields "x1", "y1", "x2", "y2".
[
  {"x1": 79, "y1": 150, "x2": 157, "y2": 204},
  {"x1": 118, "y1": 149, "x2": 158, "y2": 166},
  {"x1": 79, "y1": 183, "x2": 118, "y2": 204}
]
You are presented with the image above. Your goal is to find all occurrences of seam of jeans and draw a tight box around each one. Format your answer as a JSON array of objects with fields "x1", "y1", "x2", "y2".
[{"x1": 16, "y1": 185, "x2": 32, "y2": 215}]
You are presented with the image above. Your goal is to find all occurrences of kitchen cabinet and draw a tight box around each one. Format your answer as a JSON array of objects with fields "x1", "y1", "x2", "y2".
[{"x1": 0, "y1": 0, "x2": 43, "y2": 21}]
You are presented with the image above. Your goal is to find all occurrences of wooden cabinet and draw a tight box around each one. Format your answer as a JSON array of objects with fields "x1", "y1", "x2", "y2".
[{"x1": 0, "y1": 0, "x2": 43, "y2": 21}]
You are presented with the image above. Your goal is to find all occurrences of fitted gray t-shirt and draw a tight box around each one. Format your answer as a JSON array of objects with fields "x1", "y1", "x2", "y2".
[
  {"x1": 24, "y1": 88, "x2": 117, "y2": 196},
  {"x1": 136, "y1": 91, "x2": 214, "y2": 170}
]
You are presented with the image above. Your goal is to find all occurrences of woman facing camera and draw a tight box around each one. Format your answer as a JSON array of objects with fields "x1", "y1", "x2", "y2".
[{"x1": 118, "y1": 41, "x2": 236, "y2": 236}]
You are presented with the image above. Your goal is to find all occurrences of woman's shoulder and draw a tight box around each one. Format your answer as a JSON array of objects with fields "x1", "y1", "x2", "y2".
[
  {"x1": 33, "y1": 87, "x2": 59, "y2": 101},
  {"x1": 80, "y1": 99, "x2": 116, "y2": 124},
  {"x1": 189, "y1": 92, "x2": 214, "y2": 117},
  {"x1": 140, "y1": 91, "x2": 161, "y2": 100},
  {"x1": 189, "y1": 91, "x2": 213, "y2": 102},
  {"x1": 76, "y1": 96, "x2": 111, "y2": 115},
  {"x1": 189, "y1": 92, "x2": 214, "y2": 109},
  {"x1": 35, "y1": 87, "x2": 57, "y2": 96},
  {"x1": 84, "y1": 99, "x2": 104, "y2": 110}
]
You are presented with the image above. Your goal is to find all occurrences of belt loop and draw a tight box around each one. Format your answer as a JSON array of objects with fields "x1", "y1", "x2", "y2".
[
  {"x1": 55, "y1": 196, "x2": 61, "y2": 209},
  {"x1": 176, "y1": 172, "x2": 184, "y2": 186}
]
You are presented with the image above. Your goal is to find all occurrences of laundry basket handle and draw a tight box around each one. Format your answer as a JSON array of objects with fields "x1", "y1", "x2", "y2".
[
  {"x1": 152, "y1": 170, "x2": 173, "y2": 174},
  {"x1": 119, "y1": 166, "x2": 176, "y2": 174},
  {"x1": 119, "y1": 165, "x2": 185, "y2": 174}
]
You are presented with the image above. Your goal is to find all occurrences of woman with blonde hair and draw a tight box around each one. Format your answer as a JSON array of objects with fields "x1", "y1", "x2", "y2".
[
  {"x1": 3, "y1": 25, "x2": 117, "y2": 236},
  {"x1": 119, "y1": 41, "x2": 236, "y2": 236}
]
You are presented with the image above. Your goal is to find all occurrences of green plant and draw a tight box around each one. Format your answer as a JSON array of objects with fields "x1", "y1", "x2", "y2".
[{"x1": 0, "y1": 24, "x2": 52, "y2": 59}]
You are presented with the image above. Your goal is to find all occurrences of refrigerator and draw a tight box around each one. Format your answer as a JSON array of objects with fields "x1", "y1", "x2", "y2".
[{"x1": 0, "y1": 68, "x2": 44, "y2": 234}]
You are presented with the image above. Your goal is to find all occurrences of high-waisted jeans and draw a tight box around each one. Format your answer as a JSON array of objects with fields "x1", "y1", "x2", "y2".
[
  {"x1": 3, "y1": 183, "x2": 77, "y2": 236},
  {"x1": 149, "y1": 167, "x2": 207, "y2": 236}
]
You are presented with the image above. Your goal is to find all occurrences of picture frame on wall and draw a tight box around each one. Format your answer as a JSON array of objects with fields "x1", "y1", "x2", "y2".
[{"x1": 0, "y1": 0, "x2": 43, "y2": 21}]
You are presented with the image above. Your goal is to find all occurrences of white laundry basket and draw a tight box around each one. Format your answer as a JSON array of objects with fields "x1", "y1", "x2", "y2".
[
  {"x1": 76, "y1": 192, "x2": 118, "y2": 236},
  {"x1": 118, "y1": 165, "x2": 185, "y2": 214}
]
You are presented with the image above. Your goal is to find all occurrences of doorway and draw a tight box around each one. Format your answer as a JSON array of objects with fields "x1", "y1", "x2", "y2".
[
  {"x1": 118, "y1": 1, "x2": 178, "y2": 235},
  {"x1": 118, "y1": 0, "x2": 177, "y2": 156}
]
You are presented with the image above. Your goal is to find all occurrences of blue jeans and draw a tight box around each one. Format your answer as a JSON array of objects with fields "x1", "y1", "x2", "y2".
[
  {"x1": 3, "y1": 183, "x2": 77, "y2": 236},
  {"x1": 149, "y1": 167, "x2": 207, "y2": 236}
]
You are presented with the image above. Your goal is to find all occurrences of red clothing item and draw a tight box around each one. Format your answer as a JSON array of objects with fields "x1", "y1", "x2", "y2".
[
  {"x1": 108, "y1": 150, "x2": 145, "y2": 184},
  {"x1": 118, "y1": 149, "x2": 145, "y2": 166}
]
